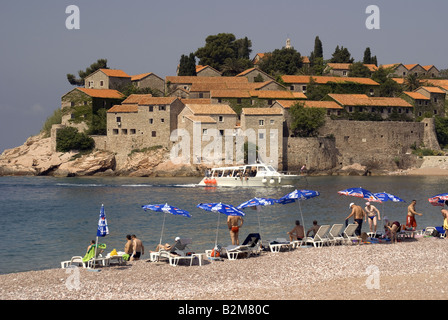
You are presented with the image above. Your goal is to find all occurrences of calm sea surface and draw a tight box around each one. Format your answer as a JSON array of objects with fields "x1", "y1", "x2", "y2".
[{"x1": 0, "y1": 174, "x2": 446, "y2": 274}]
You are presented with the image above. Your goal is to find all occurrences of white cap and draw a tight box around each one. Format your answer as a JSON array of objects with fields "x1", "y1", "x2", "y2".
[
  {"x1": 366, "y1": 202, "x2": 370, "y2": 206},
  {"x1": 349, "y1": 203, "x2": 355, "y2": 208},
  {"x1": 175, "y1": 237, "x2": 180, "y2": 241}
]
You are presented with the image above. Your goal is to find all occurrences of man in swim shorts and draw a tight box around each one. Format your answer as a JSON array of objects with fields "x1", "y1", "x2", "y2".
[
  {"x1": 227, "y1": 215, "x2": 244, "y2": 245},
  {"x1": 365, "y1": 202, "x2": 381, "y2": 233},
  {"x1": 346, "y1": 203, "x2": 366, "y2": 236},
  {"x1": 406, "y1": 200, "x2": 423, "y2": 230},
  {"x1": 287, "y1": 220, "x2": 305, "y2": 241}
]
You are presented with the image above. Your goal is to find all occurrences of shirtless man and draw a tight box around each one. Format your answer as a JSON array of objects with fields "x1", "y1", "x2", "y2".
[
  {"x1": 227, "y1": 215, "x2": 244, "y2": 245},
  {"x1": 287, "y1": 220, "x2": 305, "y2": 241},
  {"x1": 441, "y1": 201, "x2": 448, "y2": 234},
  {"x1": 346, "y1": 203, "x2": 366, "y2": 236},
  {"x1": 131, "y1": 234, "x2": 144, "y2": 261},
  {"x1": 406, "y1": 200, "x2": 423, "y2": 230}
]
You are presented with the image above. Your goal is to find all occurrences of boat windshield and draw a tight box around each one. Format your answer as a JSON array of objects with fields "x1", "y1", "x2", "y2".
[{"x1": 267, "y1": 165, "x2": 276, "y2": 172}]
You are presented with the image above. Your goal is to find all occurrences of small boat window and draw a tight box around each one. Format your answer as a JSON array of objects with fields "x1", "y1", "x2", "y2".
[
  {"x1": 258, "y1": 167, "x2": 266, "y2": 172},
  {"x1": 267, "y1": 165, "x2": 276, "y2": 172}
]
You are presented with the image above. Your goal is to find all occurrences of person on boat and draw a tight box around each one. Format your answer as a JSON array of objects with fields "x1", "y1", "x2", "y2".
[
  {"x1": 287, "y1": 220, "x2": 305, "y2": 241},
  {"x1": 227, "y1": 215, "x2": 244, "y2": 245},
  {"x1": 406, "y1": 200, "x2": 423, "y2": 230},
  {"x1": 131, "y1": 234, "x2": 145, "y2": 261},
  {"x1": 306, "y1": 220, "x2": 320, "y2": 237},
  {"x1": 364, "y1": 202, "x2": 381, "y2": 233},
  {"x1": 345, "y1": 203, "x2": 366, "y2": 236}
]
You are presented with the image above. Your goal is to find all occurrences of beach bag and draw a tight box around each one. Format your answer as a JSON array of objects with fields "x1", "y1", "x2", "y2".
[
  {"x1": 110, "y1": 249, "x2": 118, "y2": 256},
  {"x1": 431, "y1": 229, "x2": 440, "y2": 237}
]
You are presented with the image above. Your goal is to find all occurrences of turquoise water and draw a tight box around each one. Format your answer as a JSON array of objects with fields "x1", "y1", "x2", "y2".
[{"x1": 0, "y1": 175, "x2": 446, "y2": 274}]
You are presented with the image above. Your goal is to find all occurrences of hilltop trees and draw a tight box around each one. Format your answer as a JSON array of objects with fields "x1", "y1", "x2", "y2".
[
  {"x1": 363, "y1": 47, "x2": 378, "y2": 66},
  {"x1": 309, "y1": 36, "x2": 325, "y2": 75},
  {"x1": 178, "y1": 53, "x2": 197, "y2": 76},
  {"x1": 258, "y1": 47, "x2": 302, "y2": 76},
  {"x1": 330, "y1": 45, "x2": 354, "y2": 63},
  {"x1": 67, "y1": 59, "x2": 108, "y2": 86},
  {"x1": 194, "y1": 33, "x2": 253, "y2": 76}
]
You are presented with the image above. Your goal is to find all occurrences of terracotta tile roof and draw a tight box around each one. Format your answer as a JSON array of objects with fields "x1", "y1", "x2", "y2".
[
  {"x1": 122, "y1": 94, "x2": 153, "y2": 104},
  {"x1": 281, "y1": 75, "x2": 379, "y2": 86},
  {"x1": 422, "y1": 65, "x2": 438, "y2": 71},
  {"x1": 138, "y1": 96, "x2": 179, "y2": 105},
  {"x1": 186, "y1": 104, "x2": 236, "y2": 115},
  {"x1": 74, "y1": 88, "x2": 124, "y2": 99},
  {"x1": 242, "y1": 107, "x2": 283, "y2": 115},
  {"x1": 131, "y1": 73, "x2": 153, "y2": 81},
  {"x1": 210, "y1": 90, "x2": 252, "y2": 98},
  {"x1": 184, "y1": 115, "x2": 217, "y2": 123},
  {"x1": 422, "y1": 79, "x2": 448, "y2": 87},
  {"x1": 418, "y1": 86, "x2": 446, "y2": 94},
  {"x1": 380, "y1": 63, "x2": 402, "y2": 70},
  {"x1": 180, "y1": 98, "x2": 212, "y2": 104},
  {"x1": 166, "y1": 76, "x2": 248, "y2": 84},
  {"x1": 328, "y1": 94, "x2": 412, "y2": 107},
  {"x1": 302, "y1": 56, "x2": 310, "y2": 64},
  {"x1": 402, "y1": 92, "x2": 430, "y2": 100},
  {"x1": 403, "y1": 64, "x2": 420, "y2": 71},
  {"x1": 274, "y1": 100, "x2": 342, "y2": 109},
  {"x1": 196, "y1": 65, "x2": 221, "y2": 75},
  {"x1": 252, "y1": 90, "x2": 307, "y2": 99},
  {"x1": 99, "y1": 69, "x2": 131, "y2": 78},
  {"x1": 326, "y1": 63, "x2": 378, "y2": 72},
  {"x1": 107, "y1": 104, "x2": 138, "y2": 113}
]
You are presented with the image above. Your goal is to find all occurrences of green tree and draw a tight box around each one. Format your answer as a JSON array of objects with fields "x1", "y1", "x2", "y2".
[
  {"x1": 313, "y1": 36, "x2": 323, "y2": 59},
  {"x1": 56, "y1": 127, "x2": 95, "y2": 152},
  {"x1": 330, "y1": 45, "x2": 354, "y2": 63},
  {"x1": 349, "y1": 62, "x2": 372, "y2": 78},
  {"x1": 309, "y1": 36, "x2": 325, "y2": 75},
  {"x1": 371, "y1": 67, "x2": 402, "y2": 97},
  {"x1": 404, "y1": 73, "x2": 421, "y2": 91},
  {"x1": 178, "y1": 53, "x2": 197, "y2": 76},
  {"x1": 41, "y1": 108, "x2": 62, "y2": 137},
  {"x1": 289, "y1": 102, "x2": 326, "y2": 137},
  {"x1": 258, "y1": 47, "x2": 302, "y2": 76},
  {"x1": 67, "y1": 59, "x2": 108, "y2": 86},
  {"x1": 194, "y1": 33, "x2": 253, "y2": 75},
  {"x1": 434, "y1": 116, "x2": 448, "y2": 148}
]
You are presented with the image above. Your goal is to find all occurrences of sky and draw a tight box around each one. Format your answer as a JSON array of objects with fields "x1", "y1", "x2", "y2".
[{"x1": 0, "y1": 0, "x2": 447, "y2": 153}]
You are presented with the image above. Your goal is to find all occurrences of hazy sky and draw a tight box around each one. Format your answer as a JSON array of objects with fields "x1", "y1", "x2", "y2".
[{"x1": 1, "y1": 0, "x2": 447, "y2": 153}]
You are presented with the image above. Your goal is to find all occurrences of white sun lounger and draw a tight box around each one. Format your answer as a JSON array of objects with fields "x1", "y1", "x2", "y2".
[{"x1": 303, "y1": 225, "x2": 331, "y2": 248}]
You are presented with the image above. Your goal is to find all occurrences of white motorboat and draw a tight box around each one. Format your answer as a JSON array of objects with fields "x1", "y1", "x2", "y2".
[{"x1": 198, "y1": 163, "x2": 302, "y2": 187}]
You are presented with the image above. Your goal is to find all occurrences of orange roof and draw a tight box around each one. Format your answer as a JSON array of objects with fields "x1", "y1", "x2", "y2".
[
  {"x1": 210, "y1": 90, "x2": 252, "y2": 98},
  {"x1": 166, "y1": 76, "x2": 248, "y2": 84},
  {"x1": 403, "y1": 64, "x2": 421, "y2": 71},
  {"x1": 418, "y1": 86, "x2": 445, "y2": 94},
  {"x1": 252, "y1": 90, "x2": 306, "y2": 99},
  {"x1": 195, "y1": 65, "x2": 221, "y2": 74},
  {"x1": 281, "y1": 75, "x2": 379, "y2": 86},
  {"x1": 122, "y1": 94, "x2": 152, "y2": 104},
  {"x1": 422, "y1": 65, "x2": 438, "y2": 71},
  {"x1": 73, "y1": 88, "x2": 124, "y2": 99},
  {"x1": 242, "y1": 107, "x2": 283, "y2": 115},
  {"x1": 138, "y1": 97, "x2": 179, "y2": 105},
  {"x1": 380, "y1": 63, "x2": 402, "y2": 70},
  {"x1": 422, "y1": 79, "x2": 448, "y2": 87},
  {"x1": 184, "y1": 115, "x2": 217, "y2": 124},
  {"x1": 328, "y1": 94, "x2": 412, "y2": 107},
  {"x1": 302, "y1": 56, "x2": 310, "y2": 64},
  {"x1": 186, "y1": 104, "x2": 236, "y2": 115},
  {"x1": 402, "y1": 92, "x2": 430, "y2": 100},
  {"x1": 180, "y1": 98, "x2": 212, "y2": 104},
  {"x1": 131, "y1": 73, "x2": 153, "y2": 81},
  {"x1": 274, "y1": 100, "x2": 342, "y2": 109},
  {"x1": 99, "y1": 69, "x2": 131, "y2": 78},
  {"x1": 107, "y1": 104, "x2": 138, "y2": 113}
]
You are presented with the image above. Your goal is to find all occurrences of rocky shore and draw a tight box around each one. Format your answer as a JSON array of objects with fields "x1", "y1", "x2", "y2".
[{"x1": 1, "y1": 237, "x2": 447, "y2": 300}]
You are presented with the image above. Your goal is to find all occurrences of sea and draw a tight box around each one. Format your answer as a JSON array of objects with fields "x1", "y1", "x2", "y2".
[{"x1": 0, "y1": 174, "x2": 446, "y2": 275}]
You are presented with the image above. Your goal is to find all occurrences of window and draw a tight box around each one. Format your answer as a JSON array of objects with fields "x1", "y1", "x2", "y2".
[
  {"x1": 270, "y1": 119, "x2": 274, "y2": 125},
  {"x1": 237, "y1": 98, "x2": 242, "y2": 104},
  {"x1": 290, "y1": 85, "x2": 295, "y2": 91},
  {"x1": 159, "y1": 105, "x2": 166, "y2": 111},
  {"x1": 434, "y1": 98, "x2": 438, "y2": 103},
  {"x1": 202, "y1": 129, "x2": 208, "y2": 135},
  {"x1": 130, "y1": 129, "x2": 136, "y2": 135},
  {"x1": 116, "y1": 117, "x2": 121, "y2": 123},
  {"x1": 149, "y1": 106, "x2": 154, "y2": 112},
  {"x1": 434, "y1": 110, "x2": 438, "y2": 115},
  {"x1": 342, "y1": 71, "x2": 347, "y2": 76},
  {"x1": 70, "y1": 102, "x2": 75, "y2": 107},
  {"x1": 121, "y1": 129, "x2": 128, "y2": 135},
  {"x1": 219, "y1": 130, "x2": 224, "y2": 136},
  {"x1": 259, "y1": 133, "x2": 264, "y2": 139},
  {"x1": 161, "y1": 118, "x2": 165, "y2": 123},
  {"x1": 302, "y1": 85, "x2": 307, "y2": 92},
  {"x1": 259, "y1": 120, "x2": 264, "y2": 126},
  {"x1": 218, "y1": 116, "x2": 223, "y2": 122},
  {"x1": 348, "y1": 107, "x2": 353, "y2": 113},
  {"x1": 112, "y1": 129, "x2": 119, "y2": 135},
  {"x1": 152, "y1": 131, "x2": 157, "y2": 137},
  {"x1": 199, "y1": 93, "x2": 204, "y2": 98},
  {"x1": 149, "y1": 119, "x2": 153, "y2": 124},
  {"x1": 100, "y1": 80, "x2": 104, "y2": 87}
]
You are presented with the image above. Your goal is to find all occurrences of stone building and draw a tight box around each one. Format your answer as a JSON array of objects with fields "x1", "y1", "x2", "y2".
[
  {"x1": 61, "y1": 87, "x2": 124, "y2": 133},
  {"x1": 323, "y1": 63, "x2": 378, "y2": 77},
  {"x1": 414, "y1": 86, "x2": 446, "y2": 117},
  {"x1": 381, "y1": 63, "x2": 433, "y2": 78},
  {"x1": 196, "y1": 65, "x2": 222, "y2": 77},
  {"x1": 236, "y1": 67, "x2": 275, "y2": 82},
  {"x1": 131, "y1": 73, "x2": 165, "y2": 94},
  {"x1": 84, "y1": 69, "x2": 132, "y2": 90},
  {"x1": 106, "y1": 96, "x2": 185, "y2": 155}
]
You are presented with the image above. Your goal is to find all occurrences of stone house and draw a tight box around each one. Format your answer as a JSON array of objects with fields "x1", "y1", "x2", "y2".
[
  {"x1": 61, "y1": 87, "x2": 124, "y2": 133},
  {"x1": 327, "y1": 94, "x2": 414, "y2": 120},
  {"x1": 84, "y1": 69, "x2": 132, "y2": 90},
  {"x1": 240, "y1": 107, "x2": 284, "y2": 169},
  {"x1": 414, "y1": 86, "x2": 446, "y2": 117},
  {"x1": 323, "y1": 63, "x2": 378, "y2": 77},
  {"x1": 381, "y1": 63, "x2": 428, "y2": 78},
  {"x1": 281, "y1": 75, "x2": 380, "y2": 97},
  {"x1": 236, "y1": 67, "x2": 275, "y2": 82},
  {"x1": 422, "y1": 65, "x2": 440, "y2": 78},
  {"x1": 165, "y1": 76, "x2": 248, "y2": 93},
  {"x1": 131, "y1": 73, "x2": 165, "y2": 94},
  {"x1": 106, "y1": 96, "x2": 185, "y2": 155},
  {"x1": 196, "y1": 65, "x2": 222, "y2": 77},
  {"x1": 176, "y1": 104, "x2": 238, "y2": 164},
  {"x1": 402, "y1": 91, "x2": 431, "y2": 118}
]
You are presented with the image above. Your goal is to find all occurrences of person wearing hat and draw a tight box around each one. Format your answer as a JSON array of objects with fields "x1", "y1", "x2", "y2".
[
  {"x1": 365, "y1": 202, "x2": 381, "y2": 234},
  {"x1": 345, "y1": 203, "x2": 366, "y2": 236},
  {"x1": 154, "y1": 236, "x2": 180, "y2": 252}
]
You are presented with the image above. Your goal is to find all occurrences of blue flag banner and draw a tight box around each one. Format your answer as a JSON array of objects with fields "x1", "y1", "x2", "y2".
[{"x1": 97, "y1": 204, "x2": 109, "y2": 237}]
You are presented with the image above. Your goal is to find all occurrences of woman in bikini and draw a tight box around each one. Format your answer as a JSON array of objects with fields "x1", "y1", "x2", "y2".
[{"x1": 365, "y1": 202, "x2": 381, "y2": 234}]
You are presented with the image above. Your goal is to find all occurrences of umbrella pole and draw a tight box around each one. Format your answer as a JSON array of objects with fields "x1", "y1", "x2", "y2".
[
  {"x1": 93, "y1": 236, "x2": 98, "y2": 269},
  {"x1": 160, "y1": 212, "x2": 166, "y2": 245},
  {"x1": 297, "y1": 200, "x2": 305, "y2": 243}
]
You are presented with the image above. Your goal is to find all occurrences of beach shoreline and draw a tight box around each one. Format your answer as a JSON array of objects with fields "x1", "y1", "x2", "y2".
[{"x1": 1, "y1": 237, "x2": 447, "y2": 300}]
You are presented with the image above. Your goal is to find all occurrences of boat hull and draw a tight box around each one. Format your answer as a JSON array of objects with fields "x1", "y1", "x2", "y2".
[{"x1": 198, "y1": 175, "x2": 301, "y2": 187}]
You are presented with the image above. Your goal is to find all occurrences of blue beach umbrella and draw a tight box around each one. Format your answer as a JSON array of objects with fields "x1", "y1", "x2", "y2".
[
  {"x1": 428, "y1": 193, "x2": 448, "y2": 207},
  {"x1": 237, "y1": 197, "x2": 277, "y2": 234},
  {"x1": 142, "y1": 203, "x2": 191, "y2": 245},
  {"x1": 338, "y1": 187, "x2": 381, "y2": 203},
  {"x1": 276, "y1": 189, "x2": 320, "y2": 238},
  {"x1": 197, "y1": 202, "x2": 245, "y2": 247},
  {"x1": 374, "y1": 192, "x2": 405, "y2": 203},
  {"x1": 94, "y1": 204, "x2": 109, "y2": 268}
]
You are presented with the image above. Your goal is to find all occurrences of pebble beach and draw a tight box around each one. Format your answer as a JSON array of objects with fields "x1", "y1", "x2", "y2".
[{"x1": 1, "y1": 236, "x2": 448, "y2": 301}]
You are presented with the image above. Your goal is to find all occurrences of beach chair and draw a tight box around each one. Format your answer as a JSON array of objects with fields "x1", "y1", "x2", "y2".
[
  {"x1": 342, "y1": 224, "x2": 359, "y2": 245},
  {"x1": 328, "y1": 224, "x2": 344, "y2": 246},
  {"x1": 158, "y1": 238, "x2": 198, "y2": 266},
  {"x1": 63, "y1": 244, "x2": 109, "y2": 269},
  {"x1": 222, "y1": 233, "x2": 261, "y2": 259},
  {"x1": 303, "y1": 225, "x2": 331, "y2": 248},
  {"x1": 268, "y1": 238, "x2": 293, "y2": 253}
]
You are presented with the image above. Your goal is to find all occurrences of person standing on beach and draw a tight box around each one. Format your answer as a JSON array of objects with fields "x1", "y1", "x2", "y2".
[
  {"x1": 227, "y1": 215, "x2": 244, "y2": 245},
  {"x1": 124, "y1": 235, "x2": 133, "y2": 256},
  {"x1": 441, "y1": 201, "x2": 448, "y2": 235},
  {"x1": 365, "y1": 202, "x2": 381, "y2": 233},
  {"x1": 346, "y1": 203, "x2": 366, "y2": 236},
  {"x1": 131, "y1": 235, "x2": 144, "y2": 261},
  {"x1": 406, "y1": 200, "x2": 423, "y2": 230}
]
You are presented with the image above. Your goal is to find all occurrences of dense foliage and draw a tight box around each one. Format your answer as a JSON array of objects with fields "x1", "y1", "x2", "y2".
[
  {"x1": 289, "y1": 102, "x2": 326, "y2": 137},
  {"x1": 67, "y1": 59, "x2": 108, "y2": 86},
  {"x1": 56, "y1": 127, "x2": 94, "y2": 152},
  {"x1": 258, "y1": 47, "x2": 302, "y2": 76}
]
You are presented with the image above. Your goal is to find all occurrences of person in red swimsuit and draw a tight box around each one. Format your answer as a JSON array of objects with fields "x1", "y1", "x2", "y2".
[{"x1": 406, "y1": 200, "x2": 423, "y2": 230}]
